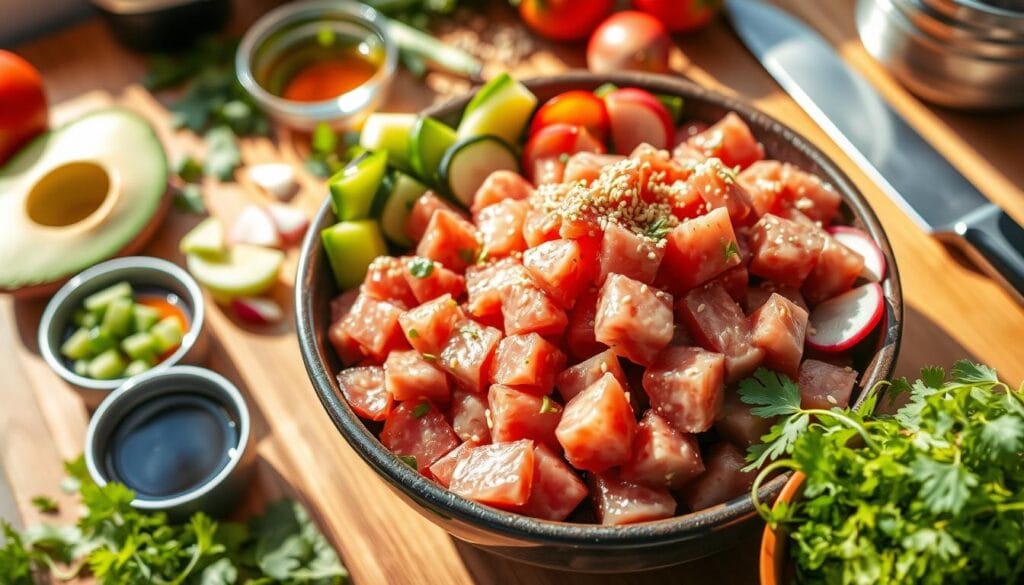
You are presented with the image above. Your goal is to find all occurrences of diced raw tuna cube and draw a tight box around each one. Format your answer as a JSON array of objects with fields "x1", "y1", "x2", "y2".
[
  {"x1": 341, "y1": 292, "x2": 409, "y2": 361},
  {"x1": 384, "y1": 349, "x2": 450, "y2": 405},
  {"x1": 716, "y1": 389, "x2": 775, "y2": 448},
  {"x1": 429, "y1": 442, "x2": 473, "y2": 487},
  {"x1": 780, "y1": 166, "x2": 841, "y2": 226},
  {"x1": 471, "y1": 170, "x2": 534, "y2": 216},
  {"x1": 515, "y1": 444, "x2": 588, "y2": 521},
  {"x1": 595, "y1": 273, "x2": 674, "y2": 366},
  {"x1": 490, "y1": 333, "x2": 566, "y2": 395},
  {"x1": 687, "y1": 112, "x2": 764, "y2": 170},
  {"x1": 416, "y1": 209, "x2": 480, "y2": 273},
  {"x1": 450, "y1": 389, "x2": 491, "y2": 445},
  {"x1": 450, "y1": 440, "x2": 536, "y2": 507},
  {"x1": 363, "y1": 256, "x2": 417, "y2": 307},
  {"x1": 681, "y1": 442, "x2": 757, "y2": 511},
  {"x1": 597, "y1": 222, "x2": 665, "y2": 286},
  {"x1": 746, "y1": 282, "x2": 808, "y2": 315},
  {"x1": 337, "y1": 366, "x2": 391, "y2": 421},
  {"x1": 556, "y1": 349, "x2": 627, "y2": 403},
  {"x1": 381, "y1": 401, "x2": 460, "y2": 474},
  {"x1": 402, "y1": 257, "x2": 466, "y2": 304},
  {"x1": 621, "y1": 411, "x2": 705, "y2": 490},
  {"x1": 643, "y1": 346, "x2": 725, "y2": 434},
  {"x1": 659, "y1": 207, "x2": 743, "y2": 293},
  {"x1": 748, "y1": 213, "x2": 824, "y2": 288},
  {"x1": 407, "y1": 191, "x2": 466, "y2": 242},
  {"x1": 750, "y1": 293, "x2": 808, "y2": 378},
  {"x1": 488, "y1": 384, "x2": 562, "y2": 451},
  {"x1": 802, "y1": 236, "x2": 865, "y2": 305},
  {"x1": 466, "y1": 258, "x2": 530, "y2": 318},
  {"x1": 398, "y1": 294, "x2": 465, "y2": 355},
  {"x1": 523, "y1": 208, "x2": 563, "y2": 248},
  {"x1": 590, "y1": 470, "x2": 677, "y2": 526},
  {"x1": 679, "y1": 283, "x2": 764, "y2": 381},
  {"x1": 799, "y1": 359, "x2": 858, "y2": 410},
  {"x1": 687, "y1": 158, "x2": 756, "y2": 226},
  {"x1": 556, "y1": 372, "x2": 636, "y2": 472},
  {"x1": 566, "y1": 287, "x2": 605, "y2": 360},
  {"x1": 330, "y1": 288, "x2": 360, "y2": 323},
  {"x1": 709, "y1": 265, "x2": 749, "y2": 305},
  {"x1": 738, "y1": 160, "x2": 785, "y2": 217},
  {"x1": 564, "y1": 152, "x2": 625, "y2": 185},
  {"x1": 533, "y1": 157, "x2": 565, "y2": 186},
  {"x1": 502, "y1": 283, "x2": 568, "y2": 336},
  {"x1": 438, "y1": 321, "x2": 503, "y2": 392},
  {"x1": 476, "y1": 199, "x2": 529, "y2": 259},
  {"x1": 523, "y1": 238, "x2": 593, "y2": 308}
]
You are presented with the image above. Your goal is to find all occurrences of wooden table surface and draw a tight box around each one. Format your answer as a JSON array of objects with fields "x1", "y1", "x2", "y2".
[{"x1": 3, "y1": 1, "x2": 1023, "y2": 584}]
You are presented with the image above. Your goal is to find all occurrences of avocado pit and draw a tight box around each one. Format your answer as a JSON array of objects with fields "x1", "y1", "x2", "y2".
[{"x1": 25, "y1": 161, "x2": 115, "y2": 228}]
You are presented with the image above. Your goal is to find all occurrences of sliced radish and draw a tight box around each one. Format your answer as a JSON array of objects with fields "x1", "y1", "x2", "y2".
[
  {"x1": 231, "y1": 296, "x2": 284, "y2": 324},
  {"x1": 266, "y1": 203, "x2": 309, "y2": 244},
  {"x1": 248, "y1": 163, "x2": 298, "y2": 200},
  {"x1": 806, "y1": 283, "x2": 884, "y2": 352},
  {"x1": 828, "y1": 226, "x2": 886, "y2": 282},
  {"x1": 604, "y1": 87, "x2": 674, "y2": 153},
  {"x1": 231, "y1": 205, "x2": 281, "y2": 248}
]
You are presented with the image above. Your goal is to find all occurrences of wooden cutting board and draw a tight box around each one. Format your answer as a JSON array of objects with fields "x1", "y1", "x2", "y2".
[{"x1": 3, "y1": 1, "x2": 1023, "y2": 584}]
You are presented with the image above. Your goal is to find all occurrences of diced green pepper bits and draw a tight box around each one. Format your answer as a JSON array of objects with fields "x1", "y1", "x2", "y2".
[
  {"x1": 101, "y1": 297, "x2": 134, "y2": 338},
  {"x1": 133, "y1": 304, "x2": 161, "y2": 333},
  {"x1": 121, "y1": 332, "x2": 157, "y2": 361},
  {"x1": 124, "y1": 360, "x2": 152, "y2": 377},
  {"x1": 61, "y1": 328, "x2": 93, "y2": 360},
  {"x1": 151, "y1": 317, "x2": 184, "y2": 354},
  {"x1": 83, "y1": 281, "x2": 132, "y2": 312},
  {"x1": 87, "y1": 349, "x2": 126, "y2": 380}
]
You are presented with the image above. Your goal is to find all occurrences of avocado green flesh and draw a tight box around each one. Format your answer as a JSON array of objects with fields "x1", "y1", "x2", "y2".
[{"x1": 0, "y1": 109, "x2": 168, "y2": 288}]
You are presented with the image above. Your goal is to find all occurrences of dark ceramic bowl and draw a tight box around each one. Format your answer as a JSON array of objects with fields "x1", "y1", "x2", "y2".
[
  {"x1": 295, "y1": 71, "x2": 903, "y2": 572},
  {"x1": 92, "y1": 0, "x2": 231, "y2": 52}
]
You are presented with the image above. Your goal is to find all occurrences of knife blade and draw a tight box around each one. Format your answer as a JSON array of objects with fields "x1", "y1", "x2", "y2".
[{"x1": 726, "y1": 0, "x2": 1024, "y2": 304}]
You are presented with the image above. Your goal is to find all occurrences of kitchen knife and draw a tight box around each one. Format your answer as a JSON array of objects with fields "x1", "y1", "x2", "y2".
[{"x1": 726, "y1": 0, "x2": 1024, "y2": 305}]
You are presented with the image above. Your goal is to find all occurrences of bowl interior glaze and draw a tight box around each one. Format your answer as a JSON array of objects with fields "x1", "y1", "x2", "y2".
[{"x1": 295, "y1": 71, "x2": 903, "y2": 572}]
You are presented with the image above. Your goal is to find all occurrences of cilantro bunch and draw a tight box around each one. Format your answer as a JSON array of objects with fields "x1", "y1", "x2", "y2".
[
  {"x1": 740, "y1": 361, "x2": 1024, "y2": 585},
  {"x1": 0, "y1": 458, "x2": 347, "y2": 584}
]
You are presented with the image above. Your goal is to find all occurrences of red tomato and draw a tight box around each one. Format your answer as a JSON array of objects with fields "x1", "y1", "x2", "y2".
[
  {"x1": 587, "y1": 11, "x2": 673, "y2": 75},
  {"x1": 522, "y1": 124, "x2": 605, "y2": 183},
  {"x1": 529, "y1": 90, "x2": 611, "y2": 141},
  {"x1": 0, "y1": 51, "x2": 47, "y2": 164},
  {"x1": 631, "y1": 0, "x2": 722, "y2": 33},
  {"x1": 604, "y1": 88, "x2": 675, "y2": 152},
  {"x1": 449, "y1": 440, "x2": 537, "y2": 507},
  {"x1": 518, "y1": 0, "x2": 613, "y2": 41}
]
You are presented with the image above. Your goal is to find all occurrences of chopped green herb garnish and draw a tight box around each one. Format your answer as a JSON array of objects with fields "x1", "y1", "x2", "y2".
[
  {"x1": 421, "y1": 353, "x2": 437, "y2": 362},
  {"x1": 174, "y1": 155, "x2": 204, "y2": 183},
  {"x1": 30, "y1": 495, "x2": 58, "y2": 514},
  {"x1": 539, "y1": 395, "x2": 561, "y2": 414},
  {"x1": 407, "y1": 328, "x2": 420, "y2": 339},
  {"x1": 722, "y1": 239, "x2": 739, "y2": 262},
  {"x1": 408, "y1": 257, "x2": 435, "y2": 279},
  {"x1": 457, "y1": 248, "x2": 476, "y2": 264},
  {"x1": 593, "y1": 82, "x2": 618, "y2": 98},
  {"x1": 398, "y1": 455, "x2": 418, "y2": 470},
  {"x1": 459, "y1": 325, "x2": 480, "y2": 339},
  {"x1": 412, "y1": 402, "x2": 431, "y2": 418},
  {"x1": 172, "y1": 183, "x2": 206, "y2": 214},
  {"x1": 204, "y1": 125, "x2": 242, "y2": 181},
  {"x1": 644, "y1": 217, "x2": 671, "y2": 240}
]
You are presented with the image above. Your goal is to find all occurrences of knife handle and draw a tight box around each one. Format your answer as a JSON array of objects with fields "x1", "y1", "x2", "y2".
[{"x1": 947, "y1": 203, "x2": 1024, "y2": 305}]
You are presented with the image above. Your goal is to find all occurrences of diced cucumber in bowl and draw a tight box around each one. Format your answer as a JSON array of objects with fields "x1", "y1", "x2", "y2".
[
  {"x1": 329, "y1": 151, "x2": 388, "y2": 221},
  {"x1": 457, "y1": 73, "x2": 537, "y2": 145},
  {"x1": 440, "y1": 135, "x2": 519, "y2": 207},
  {"x1": 409, "y1": 116, "x2": 456, "y2": 187},
  {"x1": 380, "y1": 172, "x2": 429, "y2": 247},
  {"x1": 322, "y1": 220, "x2": 389, "y2": 290},
  {"x1": 359, "y1": 113, "x2": 417, "y2": 171}
]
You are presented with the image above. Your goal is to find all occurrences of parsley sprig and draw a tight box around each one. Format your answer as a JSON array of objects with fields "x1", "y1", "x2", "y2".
[{"x1": 743, "y1": 361, "x2": 1024, "y2": 584}]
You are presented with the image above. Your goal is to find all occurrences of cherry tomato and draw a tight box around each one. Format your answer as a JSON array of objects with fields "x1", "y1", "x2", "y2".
[
  {"x1": 631, "y1": 0, "x2": 722, "y2": 33},
  {"x1": 0, "y1": 50, "x2": 47, "y2": 165},
  {"x1": 529, "y1": 90, "x2": 611, "y2": 141},
  {"x1": 518, "y1": 0, "x2": 614, "y2": 42},
  {"x1": 522, "y1": 124, "x2": 605, "y2": 183},
  {"x1": 587, "y1": 11, "x2": 672, "y2": 75}
]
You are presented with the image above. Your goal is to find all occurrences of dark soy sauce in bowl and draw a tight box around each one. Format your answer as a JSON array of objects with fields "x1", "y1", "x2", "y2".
[{"x1": 104, "y1": 393, "x2": 238, "y2": 498}]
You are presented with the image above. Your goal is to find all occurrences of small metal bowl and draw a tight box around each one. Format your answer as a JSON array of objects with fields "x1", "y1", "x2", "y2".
[
  {"x1": 236, "y1": 0, "x2": 398, "y2": 131},
  {"x1": 39, "y1": 256, "x2": 209, "y2": 409},
  {"x1": 85, "y1": 366, "x2": 253, "y2": 520},
  {"x1": 92, "y1": 0, "x2": 231, "y2": 52}
]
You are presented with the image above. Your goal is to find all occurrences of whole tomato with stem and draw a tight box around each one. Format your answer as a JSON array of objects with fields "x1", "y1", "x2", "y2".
[
  {"x1": 517, "y1": 0, "x2": 614, "y2": 42},
  {"x1": 0, "y1": 50, "x2": 48, "y2": 165},
  {"x1": 587, "y1": 11, "x2": 673, "y2": 74},
  {"x1": 631, "y1": 0, "x2": 723, "y2": 33}
]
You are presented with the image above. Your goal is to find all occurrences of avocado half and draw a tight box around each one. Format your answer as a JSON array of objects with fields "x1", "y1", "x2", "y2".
[{"x1": 0, "y1": 109, "x2": 168, "y2": 295}]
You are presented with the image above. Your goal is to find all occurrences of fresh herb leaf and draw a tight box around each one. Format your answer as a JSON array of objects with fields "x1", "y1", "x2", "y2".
[
  {"x1": 30, "y1": 496, "x2": 58, "y2": 514},
  {"x1": 921, "y1": 365, "x2": 945, "y2": 388},
  {"x1": 408, "y1": 257, "x2": 435, "y2": 278},
  {"x1": 539, "y1": 396, "x2": 560, "y2": 414},
  {"x1": 398, "y1": 455, "x2": 418, "y2": 470},
  {"x1": 951, "y1": 359, "x2": 998, "y2": 384},
  {"x1": 204, "y1": 126, "x2": 242, "y2": 181},
  {"x1": 911, "y1": 456, "x2": 978, "y2": 515},
  {"x1": 738, "y1": 368, "x2": 802, "y2": 418},
  {"x1": 412, "y1": 402, "x2": 430, "y2": 418},
  {"x1": 644, "y1": 217, "x2": 671, "y2": 240},
  {"x1": 175, "y1": 155, "x2": 205, "y2": 183},
  {"x1": 421, "y1": 352, "x2": 437, "y2": 362},
  {"x1": 173, "y1": 183, "x2": 206, "y2": 214},
  {"x1": 722, "y1": 239, "x2": 739, "y2": 262},
  {"x1": 407, "y1": 328, "x2": 420, "y2": 339}
]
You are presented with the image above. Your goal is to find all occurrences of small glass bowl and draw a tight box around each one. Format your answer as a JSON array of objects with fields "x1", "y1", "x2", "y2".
[{"x1": 236, "y1": 0, "x2": 398, "y2": 131}]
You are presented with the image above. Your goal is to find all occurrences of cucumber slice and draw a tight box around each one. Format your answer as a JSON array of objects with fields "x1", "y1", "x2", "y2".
[
  {"x1": 74, "y1": 359, "x2": 90, "y2": 377},
  {"x1": 322, "y1": 220, "x2": 388, "y2": 290},
  {"x1": 457, "y1": 73, "x2": 537, "y2": 145},
  {"x1": 369, "y1": 173, "x2": 395, "y2": 219},
  {"x1": 380, "y1": 172, "x2": 428, "y2": 247},
  {"x1": 186, "y1": 244, "x2": 284, "y2": 298},
  {"x1": 61, "y1": 328, "x2": 93, "y2": 360},
  {"x1": 124, "y1": 359, "x2": 152, "y2": 377},
  {"x1": 133, "y1": 304, "x2": 161, "y2": 333},
  {"x1": 88, "y1": 327, "x2": 117, "y2": 354},
  {"x1": 359, "y1": 113, "x2": 416, "y2": 171},
  {"x1": 83, "y1": 281, "x2": 132, "y2": 312},
  {"x1": 329, "y1": 151, "x2": 388, "y2": 221},
  {"x1": 409, "y1": 116, "x2": 456, "y2": 186},
  {"x1": 73, "y1": 309, "x2": 99, "y2": 328},
  {"x1": 151, "y1": 317, "x2": 184, "y2": 354},
  {"x1": 87, "y1": 349, "x2": 125, "y2": 380},
  {"x1": 180, "y1": 217, "x2": 225, "y2": 256},
  {"x1": 121, "y1": 331, "x2": 157, "y2": 360},
  {"x1": 439, "y1": 135, "x2": 519, "y2": 207},
  {"x1": 101, "y1": 297, "x2": 134, "y2": 338}
]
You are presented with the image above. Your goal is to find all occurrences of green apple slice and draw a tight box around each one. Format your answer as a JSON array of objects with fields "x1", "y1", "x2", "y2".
[
  {"x1": 179, "y1": 217, "x2": 225, "y2": 256},
  {"x1": 359, "y1": 113, "x2": 416, "y2": 171},
  {"x1": 186, "y1": 244, "x2": 284, "y2": 298}
]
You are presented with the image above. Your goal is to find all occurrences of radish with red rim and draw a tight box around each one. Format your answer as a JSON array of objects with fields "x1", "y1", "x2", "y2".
[
  {"x1": 806, "y1": 283, "x2": 884, "y2": 352},
  {"x1": 828, "y1": 226, "x2": 886, "y2": 282},
  {"x1": 603, "y1": 88, "x2": 674, "y2": 153},
  {"x1": 231, "y1": 205, "x2": 281, "y2": 248},
  {"x1": 267, "y1": 203, "x2": 309, "y2": 245},
  {"x1": 231, "y1": 296, "x2": 283, "y2": 324}
]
